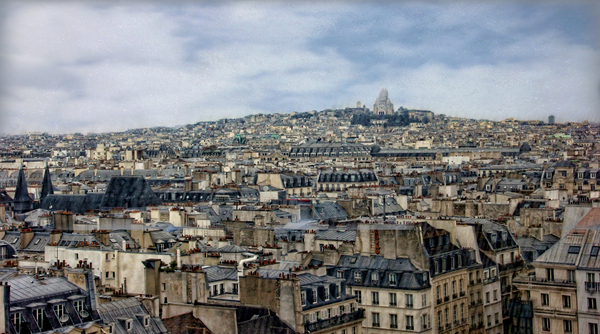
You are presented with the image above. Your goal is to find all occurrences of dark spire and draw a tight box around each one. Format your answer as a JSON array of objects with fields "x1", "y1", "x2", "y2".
[
  {"x1": 13, "y1": 165, "x2": 32, "y2": 214},
  {"x1": 40, "y1": 164, "x2": 54, "y2": 202}
]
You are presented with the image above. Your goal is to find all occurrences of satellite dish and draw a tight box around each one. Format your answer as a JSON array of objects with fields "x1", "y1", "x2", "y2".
[
  {"x1": 79, "y1": 310, "x2": 89, "y2": 318},
  {"x1": 59, "y1": 314, "x2": 69, "y2": 323}
]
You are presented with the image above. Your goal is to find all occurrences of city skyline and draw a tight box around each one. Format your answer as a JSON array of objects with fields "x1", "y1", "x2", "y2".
[{"x1": 1, "y1": 1, "x2": 599, "y2": 135}]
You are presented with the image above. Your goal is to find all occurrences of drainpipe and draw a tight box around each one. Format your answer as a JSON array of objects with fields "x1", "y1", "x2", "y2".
[{"x1": 237, "y1": 252, "x2": 258, "y2": 277}]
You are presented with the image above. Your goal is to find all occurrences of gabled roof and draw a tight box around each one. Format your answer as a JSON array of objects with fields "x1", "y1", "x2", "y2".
[{"x1": 203, "y1": 266, "x2": 238, "y2": 282}]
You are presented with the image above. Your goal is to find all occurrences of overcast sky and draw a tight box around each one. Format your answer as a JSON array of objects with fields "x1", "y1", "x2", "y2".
[{"x1": 1, "y1": 1, "x2": 599, "y2": 135}]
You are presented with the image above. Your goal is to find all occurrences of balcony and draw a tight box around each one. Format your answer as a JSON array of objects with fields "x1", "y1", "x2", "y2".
[
  {"x1": 513, "y1": 276, "x2": 576, "y2": 288},
  {"x1": 390, "y1": 302, "x2": 397, "y2": 307},
  {"x1": 437, "y1": 298, "x2": 443, "y2": 305},
  {"x1": 406, "y1": 303, "x2": 413, "y2": 309},
  {"x1": 372, "y1": 323, "x2": 380, "y2": 328},
  {"x1": 454, "y1": 320, "x2": 459, "y2": 326},
  {"x1": 304, "y1": 309, "x2": 365, "y2": 333},
  {"x1": 459, "y1": 291, "x2": 466, "y2": 297},
  {"x1": 390, "y1": 324, "x2": 398, "y2": 329},
  {"x1": 446, "y1": 323, "x2": 451, "y2": 330},
  {"x1": 406, "y1": 326, "x2": 414, "y2": 331},
  {"x1": 586, "y1": 281, "x2": 600, "y2": 292},
  {"x1": 469, "y1": 280, "x2": 475, "y2": 286},
  {"x1": 444, "y1": 296, "x2": 450, "y2": 302},
  {"x1": 452, "y1": 293, "x2": 458, "y2": 299}
]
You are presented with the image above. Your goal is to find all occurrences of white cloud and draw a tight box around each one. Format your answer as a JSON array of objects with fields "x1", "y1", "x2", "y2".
[{"x1": 0, "y1": 1, "x2": 598, "y2": 134}]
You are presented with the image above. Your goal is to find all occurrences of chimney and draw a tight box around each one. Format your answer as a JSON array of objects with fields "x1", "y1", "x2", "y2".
[
  {"x1": 50, "y1": 230, "x2": 62, "y2": 245},
  {"x1": 20, "y1": 228, "x2": 34, "y2": 249},
  {"x1": 71, "y1": 183, "x2": 81, "y2": 195},
  {"x1": 176, "y1": 244, "x2": 182, "y2": 269},
  {"x1": 184, "y1": 178, "x2": 192, "y2": 193},
  {"x1": 94, "y1": 230, "x2": 111, "y2": 246}
]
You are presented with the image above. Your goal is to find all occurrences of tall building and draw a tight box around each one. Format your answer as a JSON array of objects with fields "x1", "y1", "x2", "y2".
[
  {"x1": 549, "y1": 115, "x2": 555, "y2": 125},
  {"x1": 373, "y1": 88, "x2": 394, "y2": 115}
]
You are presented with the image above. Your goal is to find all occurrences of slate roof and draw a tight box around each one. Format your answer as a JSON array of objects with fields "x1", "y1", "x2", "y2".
[
  {"x1": 41, "y1": 193, "x2": 105, "y2": 214},
  {"x1": 100, "y1": 176, "x2": 161, "y2": 209},
  {"x1": 8, "y1": 275, "x2": 80, "y2": 303},
  {"x1": 315, "y1": 229, "x2": 356, "y2": 242},
  {"x1": 203, "y1": 266, "x2": 238, "y2": 282},
  {"x1": 311, "y1": 202, "x2": 348, "y2": 221},
  {"x1": 218, "y1": 245, "x2": 249, "y2": 253},
  {"x1": 534, "y1": 232, "x2": 584, "y2": 265},
  {"x1": 331, "y1": 255, "x2": 429, "y2": 290},
  {"x1": 98, "y1": 297, "x2": 168, "y2": 334}
]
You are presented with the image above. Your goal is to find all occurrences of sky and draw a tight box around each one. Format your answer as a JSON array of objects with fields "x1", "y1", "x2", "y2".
[{"x1": 1, "y1": 1, "x2": 599, "y2": 135}]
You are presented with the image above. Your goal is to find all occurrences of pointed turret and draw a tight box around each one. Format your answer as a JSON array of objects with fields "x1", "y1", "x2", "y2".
[
  {"x1": 40, "y1": 164, "x2": 54, "y2": 202},
  {"x1": 13, "y1": 165, "x2": 32, "y2": 214}
]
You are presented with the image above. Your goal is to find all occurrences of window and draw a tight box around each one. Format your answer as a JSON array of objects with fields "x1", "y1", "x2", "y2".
[
  {"x1": 590, "y1": 323, "x2": 599, "y2": 334},
  {"x1": 144, "y1": 316, "x2": 150, "y2": 327},
  {"x1": 389, "y1": 293, "x2": 397, "y2": 306},
  {"x1": 354, "y1": 290, "x2": 362, "y2": 304},
  {"x1": 568, "y1": 246, "x2": 581, "y2": 254},
  {"x1": 422, "y1": 293, "x2": 427, "y2": 307},
  {"x1": 406, "y1": 315, "x2": 414, "y2": 330},
  {"x1": 75, "y1": 253, "x2": 79, "y2": 260},
  {"x1": 542, "y1": 293, "x2": 550, "y2": 306},
  {"x1": 389, "y1": 273, "x2": 397, "y2": 285},
  {"x1": 34, "y1": 308, "x2": 44, "y2": 327},
  {"x1": 589, "y1": 298, "x2": 597, "y2": 310},
  {"x1": 337, "y1": 271, "x2": 344, "y2": 279},
  {"x1": 301, "y1": 291, "x2": 307, "y2": 306},
  {"x1": 486, "y1": 292, "x2": 490, "y2": 304},
  {"x1": 372, "y1": 312, "x2": 380, "y2": 327},
  {"x1": 459, "y1": 279, "x2": 463, "y2": 293},
  {"x1": 126, "y1": 320, "x2": 132, "y2": 331},
  {"x1": 495, "y1": 312, "x2": 499, "y2": 324},
  {"x1": 372, "y1": 291, "x2": 379, "y2": 305},
  {"x1": 547, "y1": 268, "x2": 555, "y2": 281},
  {"x1": 592, "y1": 247, "x2": 600, "y2": 257},
  {"x1": 53, "y1": 304, "x2": 64, "y2": 320},
  {"x1": 406, "y1": 294, "x2": 413, "y2": 308},
  {"x1": 11, "y1": 313, "x2": 21, "y2": 333},
  {"x1": 563, "y1": 295, "x2": 571, "y2": 309},
  {"x1": 493, "y1": 290, "x2": 498, "y2": 301},
  {"x1": 588, "y1": 272, "x2": 596, "y2": 283},
  {"x1": 233, "y1": 283, "x2": 238, "y2": 294},
  {"x1": 453, "y1": 305, "x2": 457, "y2": 323},
  {"x1": 339, "y1": 305, "x2": 345, "y2": 315},
  {"x1": 324, "y1": 287, "x2": 330, "y2": 301},
  {"x1": 354, "y1": 271, "x2": 361, "y2": 283},
  {"x1": 309, "y1": 312, "x2": 317, "y2": 323},
  {"x1": 452, "y1": 281, "x2": 456, "y2": 295},
  {"x1": 444, "y1": 283, "x2": 448, "y2": 297},
  {"x1": 74, "y1": 300, "x2": 84, "y2": 313},
  {"x1": 564, "y1": 320, "x2": 572, "y2": 333},
  {"x1": 371, "y1": 272, "x2": 379, "y2": 283},
  {"x1": 390, "y1": 314, "x2": 398, "y2": 329},
  {"x1": 422, "y1": 314, "x2": 429, "y2": 330},
  {"x1": 568, "y1": 270, "x2": 576, "y2": 282},
  {"x1": 561, "y1": 171, "x2": 567, "y2": 177},
  {"x1": 445, "y1": 308, "x2": 449, "y2": 325},
  {"x1": 461, "y1": 303, "x2": 465, "y2": 320},
  {"x1": 542, "y1": 318, "x2": 551, "y2": 331},
  {"x1": 162, "y1": 283, "x2": 166, "y2": 291}
]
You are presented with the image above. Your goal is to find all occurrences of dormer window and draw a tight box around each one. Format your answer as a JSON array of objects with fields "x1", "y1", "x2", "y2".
[
  {"x1": 324, "y1": 286, "x2": 330, "y2": 301},
  {"x1": 312, "y1": 288, "x2": 318, "y2": 304},
  {"x1": 53, "y1": 304, "x2": 64, "y2": 320},
  {"x1": 126, "y1": 320, "x2": 132, "y2": 331},
  {"x1": 337, "y1": 271, "x2": 343, "y2": 279},
  {"x1": 371, "y1": 272, "x2": 379, "y2": 282},
  {"x1": 389, "y1": 273, "x2": 397, "y2": 285},
  {"x1": 592, "y1": 173, "x2": 597, "y2": 179},
  {"x1": 11, "y1": 312, "x2": 21, "y2": 333},
  {"x1": 33, "y1": 308, "x2": 44, "y2": 328},
  {"x1": 301, "y1": 291, "x2": 307, "y2": 306},
  {"x1": 354, "y1": 271, "x2": 361, "y2": 283},
  {"x1": 143, "y1": 316, "x2": 150, "y2": 327}
]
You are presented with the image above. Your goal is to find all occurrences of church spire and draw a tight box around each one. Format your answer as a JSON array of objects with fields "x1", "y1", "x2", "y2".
[
  {"x1": 13, "y1": 165, "x2": 32, "y2": 214},
  {"x1": 40, "y1": 163, "x2": 54, "y2": 202}
]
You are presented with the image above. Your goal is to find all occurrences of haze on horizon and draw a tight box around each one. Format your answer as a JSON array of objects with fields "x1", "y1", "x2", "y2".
[{"x1": 1, "y1": 1, "x2": 599, "y2": 135}]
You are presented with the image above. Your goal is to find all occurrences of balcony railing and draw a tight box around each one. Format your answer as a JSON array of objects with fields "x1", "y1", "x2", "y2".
[
  {"x1": 437, "y1": 298, "x2": 443, "y2": 305},
  {"x1": 513, "y1": 276, "x2": 576, "y2": 288},
  {"x1": 372, "y1": 323, "x2": 380, "y2": 328},
  {"x1": 452, "y1": 293, "x2": 458, "y2": 299},
  {"x1": 459, "y1": 291, "x2": 466, "y2": 297},
  {"x1": 406, "y1": 303, "x2": 413, "y2": 309},
  {"x1": 444, "y1": 296, "x2": 450, "y2": 302},
  {"x1": 406, "y1": 326, "x2": 414, "y2": 330},
  {"x1": 586, "y1": 281, "x2": 600, "y2": 292},
  {"x1": 390, "y1": 324, "x2": 398, "y2": 329},
  {"x1": 304, "y1": 309, "x2": 365, "y2": 333}
]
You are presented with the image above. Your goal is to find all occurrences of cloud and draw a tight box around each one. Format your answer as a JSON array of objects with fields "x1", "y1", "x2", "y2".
[{"x1": 0, "y1": 1, "x2": 598, "y2": 134}]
